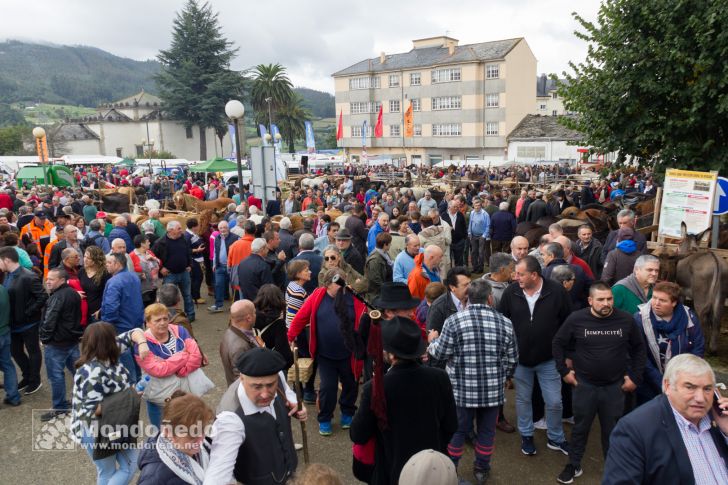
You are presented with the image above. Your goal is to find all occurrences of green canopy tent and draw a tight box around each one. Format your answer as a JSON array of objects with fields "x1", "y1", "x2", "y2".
[
  {"x1": 189, "y1": 157, "x2": 238, "y2": 173},
  {"x1": 115, "y1": 158, "x2": 136, "y2": 167}
]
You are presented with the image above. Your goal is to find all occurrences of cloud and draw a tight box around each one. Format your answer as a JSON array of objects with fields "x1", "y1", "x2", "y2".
[{"x1": 0, "y1": 0, "x2": 602, "y2": 92}]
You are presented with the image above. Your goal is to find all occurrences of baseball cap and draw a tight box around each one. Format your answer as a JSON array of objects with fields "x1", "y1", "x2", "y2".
[
  {"x1": 34, "y1": 210, "x2": 46, "y2": 218},
  {"x1": 399, "y1": 449, "x2": 457, "y2": 485}
]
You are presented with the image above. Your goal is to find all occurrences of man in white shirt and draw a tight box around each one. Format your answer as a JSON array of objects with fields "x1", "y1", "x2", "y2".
[{"x1": 205, "y1": 348, "x2": 307, "y2": 485}]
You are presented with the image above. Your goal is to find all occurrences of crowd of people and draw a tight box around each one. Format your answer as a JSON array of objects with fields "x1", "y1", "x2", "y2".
[{"x1": 0, "y1": 161, "x2": 726, "y2": 485}]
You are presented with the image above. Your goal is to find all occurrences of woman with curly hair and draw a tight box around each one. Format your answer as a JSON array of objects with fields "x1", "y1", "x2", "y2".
[{"x1": 78, "y1": 246, "x2": 111, "y2": 322}]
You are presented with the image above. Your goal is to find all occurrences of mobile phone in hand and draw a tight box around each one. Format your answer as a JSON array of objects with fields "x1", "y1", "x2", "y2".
[{"x1": 714, "y1": 389, "x2": 726, "y2": 416}]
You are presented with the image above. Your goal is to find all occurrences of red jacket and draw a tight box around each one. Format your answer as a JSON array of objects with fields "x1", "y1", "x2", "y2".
[
  {"x1": 570, "y1": 254, "x2": 595, "y2": 280},
  {"x1": 288, "y1": 287, "x2": 366, "y2": 378},
  {"x1": 0, "y1": 193, "x2": 12, "y2": 211}
]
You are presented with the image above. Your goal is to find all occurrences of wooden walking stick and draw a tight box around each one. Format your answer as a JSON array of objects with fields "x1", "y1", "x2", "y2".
[{"x1": 291, "y1": 343, "x2": 310, "y2": 464}]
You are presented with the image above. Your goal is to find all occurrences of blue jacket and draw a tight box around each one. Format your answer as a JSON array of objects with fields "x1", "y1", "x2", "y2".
[
  {"x1": 393, "y1": 251, "x2": 416, "y2": 284},
  {"x1": 108, "y1": 227, "x2": 134, "y2": 253},
  {"x1": 634, "y1": 305, "x2": 705, "y2": 399},
  {"x1": 467, "y1": 209, "x2": 491, "y2": 238},
  {"x1": 100, "y1": 269, "x2": 144, "y2": 332},
  {"x1": 603, "y1": 394, "x2": 728, "y2": 485},
  {"x1": 367, "y1": 222, "x2": 385, "y2": 255},
  {"x1": 490, "y1": 210, "x2": 517, "y2": 241}
]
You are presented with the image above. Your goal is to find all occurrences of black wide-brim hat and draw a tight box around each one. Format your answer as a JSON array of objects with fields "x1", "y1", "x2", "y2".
[
  {"x1": 373, "y1": 282, "x2": 420, "y2": 310},
  {"x1": 382, "y1": 316, "x2": 426, "y2": 359}
]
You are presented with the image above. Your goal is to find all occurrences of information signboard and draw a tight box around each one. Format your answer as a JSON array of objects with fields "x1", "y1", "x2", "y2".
[{"x1": 658, "y1": 169, "x2": 718, "y2": 238}]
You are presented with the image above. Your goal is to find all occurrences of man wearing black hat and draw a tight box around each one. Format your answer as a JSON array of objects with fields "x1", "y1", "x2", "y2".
[
  {"x1": 335, "y1": 228, "x2": 365, "y2": 274},
  {"x1": 350, "y1": 316, "x2": 458, "y2": 485},
  {"x1": 206, "y1": 347, "x2": 305, "y2": 485}
]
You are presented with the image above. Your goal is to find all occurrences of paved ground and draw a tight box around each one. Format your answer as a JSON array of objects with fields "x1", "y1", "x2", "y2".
[{"x1": 0, "y1": 293, "x2": 608, "y2": 485}]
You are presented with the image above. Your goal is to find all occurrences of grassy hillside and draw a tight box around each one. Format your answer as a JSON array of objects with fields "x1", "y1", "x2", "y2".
[{"x1": 0, "y1": 41, "x2": 159, "y2": 106}]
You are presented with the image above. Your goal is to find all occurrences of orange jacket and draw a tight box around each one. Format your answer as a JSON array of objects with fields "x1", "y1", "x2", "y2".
[
  {"x1": 43, "y1": 239, "x2": 60, "y2": 279},
  {"x1": 20, "y1": 219, "x2": 53, "y2": 245},
  {"x1": 407, "y1": 252, "x2": 439, "y2": 300}
]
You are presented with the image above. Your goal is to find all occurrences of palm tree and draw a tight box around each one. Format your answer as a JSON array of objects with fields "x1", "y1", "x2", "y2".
[
  {"x1": 250, "y1": 63, "x2": 293, "y2": 126},
  {"x1": 276, "y1": 94, "x2": 311, "y2": 153}
]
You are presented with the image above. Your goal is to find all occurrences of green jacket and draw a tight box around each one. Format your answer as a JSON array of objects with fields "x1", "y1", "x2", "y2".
[
  {"x1": 0, "y1": 285, "x2": 9, "y2": 337},
  {"x1": 612, "y1": 284, "x2": 652, "y2": 315},
  {"x1": 151, "y1": 218, "x2": 166, "y2": 238}
]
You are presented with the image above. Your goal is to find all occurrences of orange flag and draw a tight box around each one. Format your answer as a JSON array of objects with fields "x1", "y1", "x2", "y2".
[{"x1": 404, "y1": 101, "x2": 414, "y2": 138}]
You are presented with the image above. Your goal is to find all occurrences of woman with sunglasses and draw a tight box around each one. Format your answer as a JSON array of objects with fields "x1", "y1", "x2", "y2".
[{"x1": 318, "y1": 246, "x2": 367, "y2": 294}]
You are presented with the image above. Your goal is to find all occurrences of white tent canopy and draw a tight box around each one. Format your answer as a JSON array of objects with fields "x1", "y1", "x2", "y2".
[{"x1": 60, "y1": 155, "x2": 123, "y2": 165}]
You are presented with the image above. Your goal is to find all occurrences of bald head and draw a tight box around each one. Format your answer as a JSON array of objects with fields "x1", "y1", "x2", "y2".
[
  {"x1": 63, "y1": 224, "x2": 79, "y2": 242},
  {"x1": 554, "y1": 235, "x2": 572, "y2": 257},
  {"x1": 113, "y1": 216, "x2": 126, "y2": 227},
  {"x1": 230, "y1": 300, "x2": 256, "y2": 330},
  {"x1": 510, "y1": 236, "x2": 529, "y2": 261},
  {"x1": 423, "y1": 244, "x2": 443, "y2": 269}
]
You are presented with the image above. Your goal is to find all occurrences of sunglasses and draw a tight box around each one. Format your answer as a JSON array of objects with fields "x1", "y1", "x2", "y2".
[{"x1": 324, "y1": 256, "x2": 338, "y2": 261}]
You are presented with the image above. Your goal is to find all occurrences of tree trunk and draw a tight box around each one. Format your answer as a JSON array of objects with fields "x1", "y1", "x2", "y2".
[
  {"x1": 199, "y1": 125, "x2": 207, "y2": 160},
  {"x1": 288, "y1": 139, "x2": 295, "y2": 153}
]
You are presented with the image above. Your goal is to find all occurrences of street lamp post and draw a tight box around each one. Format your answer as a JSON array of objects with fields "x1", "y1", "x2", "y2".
[
  {"x1": 33, "y1": 126, "x2": 49, "y2": 187},
  {"x1": 225, "y1": 100, "x2": 245, "y2": 199},
  {"x1": 141, "y1": 138, "x2": 155, "y2": 175}
]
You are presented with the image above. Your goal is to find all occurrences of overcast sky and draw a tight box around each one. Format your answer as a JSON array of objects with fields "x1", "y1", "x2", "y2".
[{"x1": 1, "y1": 0, "x2": 602, "y2": 93}]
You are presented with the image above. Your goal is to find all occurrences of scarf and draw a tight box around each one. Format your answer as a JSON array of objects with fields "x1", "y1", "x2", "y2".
[
  {"x1": 640, "y1": 303, "x2": 691, "y2": 373},
  {"x1": 156, "y1": 434, "x2": 209, "y2": 485},
  {"x1": 374, "y1": 248, "x2": 393, "y2": 267},
  {"x1": 616, "y1": 240, "x2": 637, "y2": 254},
  {"x1": 615, "y1": 274, "x2": 649, "y2": 304}
]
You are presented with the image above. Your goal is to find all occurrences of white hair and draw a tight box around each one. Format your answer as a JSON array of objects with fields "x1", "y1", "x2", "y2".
[
  {"x1": 279, "y1": 217, "x2": 292, "y2": 230},
  {"x1": 249, "y1": 206, "x2": 259, "y2": 215},
  {"x1": 499, "y1": 202, "x2": 509, "y2": 211},
  {"x1": 166, "y1": 220, "x2": 181, "y2": 231},
  {"x1": 663, "y1": 354, "x2": 714, "y2": 389},
  {"x1": 251, "y1": 238, "x2": 267, "y2": 254}
]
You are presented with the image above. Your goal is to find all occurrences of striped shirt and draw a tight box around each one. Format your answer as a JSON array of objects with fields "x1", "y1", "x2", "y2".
[
  {"x1": 285, "y1": 282, "x2": 307, "y2": 328},
  {"x1": 671, "y1": 405, "x2": 728, "y2": 485}
]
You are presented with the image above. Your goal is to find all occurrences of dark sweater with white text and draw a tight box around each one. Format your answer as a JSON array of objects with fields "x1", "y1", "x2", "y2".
[{"x1": 552, "y1": 307, "x2": 646, "y2": 386}]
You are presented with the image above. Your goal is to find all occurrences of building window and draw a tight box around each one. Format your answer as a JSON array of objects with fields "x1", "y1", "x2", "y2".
[
  {"x1": 486, "y1": 64, "x2": 499, "y2": 79},
  {"x1": 185, "y1": 126, "x2": 193, "y2": 139},
  {"x1": 486, "y1": 122, "x2": 499, "y2": 136},
  {"x1": 517, "y1": 146, "x2": 546, "y2": 158},
  {"x1": 486, "y1": 94, "x2": 499, "y2": 108},
  {"x1": 389, "y1": 100, "x2": 401, "y2": 113},
  {"x1": 539, "y1": 104, "x2": 547, "y2": 110},
  {"x1": 411, "y1": 99, "x2": 421, "y2": 112},
  {"x1": 432, "y1": 96, "x2": 461, "y2": 110},
  {"x1": 115, "y1": 148, "x2": 123, "y2": 157},
  {"x1": 389, "y1": 125, "x2": 401, "y2": 136},
  {"x1": 552, "y1": 92, "x2": 558, "y2": 99},
  {"x1": 388, "y1": 74, "x2": 400, "y2": 88},
  {"x1": 351, "y1": 101, "x2": 381, "y2": 114},
  {"x1": 135, "y1": 145, "x2": 143, "y2": 157},
  {"x1": 349, "y1": 76, "x2": 381, "y2": 90},
  {"x1": 552, "y1": 110, "x2": 558, "y2": 117},
  {"x1": 351, "y1": 125, "x2": 363, "y2": 137},
  {"x1": 410, "y1": 72, "x2": 421, "y2": 86},
  {"x1": 432, "y1": 123, "x2": 461, "y2": 136},
  {"x1": 431, "y1": 67, "x2": 461, "y2": 83},
  {"x1": 414, "y1": 124, "x2": 422, "y2": 136}
]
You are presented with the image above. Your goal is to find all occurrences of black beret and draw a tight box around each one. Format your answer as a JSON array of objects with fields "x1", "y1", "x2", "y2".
[{"x1": 235, "y1": 348, "x2": 286, "y2": 377}]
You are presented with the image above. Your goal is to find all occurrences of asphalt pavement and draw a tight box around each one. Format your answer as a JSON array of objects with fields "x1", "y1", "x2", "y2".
[{"x1": 0, "y1": 293, "x2": 607, "y2": 485}]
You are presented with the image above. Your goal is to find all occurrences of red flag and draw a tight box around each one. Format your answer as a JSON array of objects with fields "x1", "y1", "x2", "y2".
[
  {"x1": 336, "y1": 110, "x2": 343, "y2": 141},
  {"x1": 374, "y1": 105, "x2": 383, "y2": 138}
]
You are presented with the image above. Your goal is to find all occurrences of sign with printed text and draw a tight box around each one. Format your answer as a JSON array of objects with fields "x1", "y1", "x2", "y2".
[
  {"x1": 714, "y1": 176, "x2": 728, "y2": 215},
  {"x1": 658, "y1": 169, "x2": 718, "y2": 238}
]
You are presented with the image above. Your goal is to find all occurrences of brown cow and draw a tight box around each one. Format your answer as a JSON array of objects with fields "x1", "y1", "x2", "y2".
[{"x1": 173, "y1": 191, "x2": 234, "y2": 212}]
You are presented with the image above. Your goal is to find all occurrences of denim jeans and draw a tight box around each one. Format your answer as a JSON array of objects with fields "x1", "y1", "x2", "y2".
[
  {"x1": 0, "y1": 333, "x2": 21, "y2": 404},
  {"x1": 44, "y1": 344, "x2": 80, "y2": 410},
  {"x1": 213, "y1": 265, "x2": 229, "y2": 308},
  {"x1": 514, "y1": 359, "x2": 565, "y2": 443},
  {"x1": 146, "y1": 401, "x2": 163, "y2": 429},
  {"x1": 164, "y1": 271, "x2": 195, "y2": 321},
  {"x1": 81, "y1": 428, "x2": 139, "y2": 485}
]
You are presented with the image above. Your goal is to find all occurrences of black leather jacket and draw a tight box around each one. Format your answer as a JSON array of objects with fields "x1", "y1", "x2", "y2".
[
  {"x1": 40, "y1": 283, "x2": 83, "y2": 346},
  {"x1": 6, "y1": 267, "x2": 47, "y2": 329}
]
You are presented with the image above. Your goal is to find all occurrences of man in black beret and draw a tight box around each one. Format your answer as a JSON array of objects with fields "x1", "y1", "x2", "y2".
[{"x1": 205, "y1": 347, "x2": 307, "y2": 484}]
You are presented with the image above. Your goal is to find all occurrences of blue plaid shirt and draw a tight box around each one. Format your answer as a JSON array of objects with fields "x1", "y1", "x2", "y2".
[{"x1": 428, "y1": 304, "x2": 518, "y2": 408}]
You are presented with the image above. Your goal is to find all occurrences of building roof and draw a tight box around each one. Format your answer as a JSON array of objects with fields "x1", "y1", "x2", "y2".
[
  {"x1": 55, "y1": 123, "x2": 100, "y2": 141},
  {"x1": 536, "y1": 74, "x2": 568, "y2": 97},
  {"x1": 112, "y1": 89, "x2": 162, "y2": 106},
  {"x1": 332, "y1": 38, "x2": 523, "y2": 77},
  {"x1": 507, "y1": 115, "x2": 581, "y2": 141}
]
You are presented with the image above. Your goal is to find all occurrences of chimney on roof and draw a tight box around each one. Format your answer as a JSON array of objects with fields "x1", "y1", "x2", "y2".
[
  {"x1": 448, "y1": 44, "x2": 455, "y2": 56},
  {"x1": 380, "y1": 52, "x2": 386, "y2": 64}
]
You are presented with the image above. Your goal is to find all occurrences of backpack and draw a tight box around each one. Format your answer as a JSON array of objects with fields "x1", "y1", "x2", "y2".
[{"x1": 80, "y1": 233, "x2": 103, "y2": 253}]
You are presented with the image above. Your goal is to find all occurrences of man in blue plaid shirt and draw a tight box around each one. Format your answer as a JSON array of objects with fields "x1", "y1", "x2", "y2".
[{"x1": 427, "y1": 279, "x2": 519, "y2": 485}]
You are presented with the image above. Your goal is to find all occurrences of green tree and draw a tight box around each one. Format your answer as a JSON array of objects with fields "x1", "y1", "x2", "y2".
[
  {"x1": 0, "y1": 125, "x2": 30, "y2": 155},
  {"x1": 276, "y1": 94, "x2": 311, "y2": 153},
  {"x1": 558, "y1": 0, "x2": 728, "y2": 172},
  {"x1": 250, "y1": 64, "x2": 293, "y2": 127},
  {"x1": 0, "y1": 103, "x2": 26, "y2": 127},
  {"x1": 155, "y1": 0, "x2": 244, "y2": 160}
]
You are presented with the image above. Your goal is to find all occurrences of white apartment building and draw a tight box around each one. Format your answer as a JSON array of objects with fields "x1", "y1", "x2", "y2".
[
  {"x1": 332, "y1": 36, "x2": 536, "y2": 166},
  {"x1": 535, "y1": 74, "x2": 570, "y2": 116}
]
